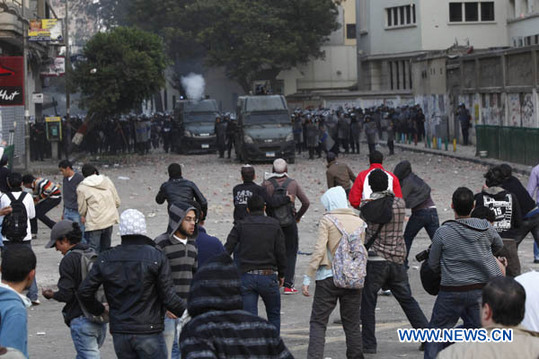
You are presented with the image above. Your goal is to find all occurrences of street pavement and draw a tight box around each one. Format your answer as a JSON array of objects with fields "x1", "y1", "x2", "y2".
[{"x1": 19, "y1": 142, "x2": 538, "y2": 358}]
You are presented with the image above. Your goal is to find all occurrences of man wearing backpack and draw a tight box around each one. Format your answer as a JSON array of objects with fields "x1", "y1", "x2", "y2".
[
  {"x1": 302, "y1": 186, "x2": 365, "y2": 359},
  {"x1": 0, "y1": 173, "x2": 38, "y2": 305},
  {"x1": 262, "y1": 158, "x2": 310, "y2": 294},
  {"x1": 42, "y1": 220, "x2": 107, "y2": 358},
  {"x1": 224, "y1": 195, "x2": 286, "y2": 332},
  {"x1": 360, "y1": 169, "x2": 428, "y2": 354}
]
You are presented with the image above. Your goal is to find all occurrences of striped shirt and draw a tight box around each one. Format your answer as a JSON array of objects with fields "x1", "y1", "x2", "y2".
[
  {"x1": 428, "y1": 218, "x2": 504, "y2": 287},
  {"x1": 156, "y1": 237, "x2": 198, "y2": 300},
  {"x1": 33, "y1": 177, "x2": 61, "y2": 200}
]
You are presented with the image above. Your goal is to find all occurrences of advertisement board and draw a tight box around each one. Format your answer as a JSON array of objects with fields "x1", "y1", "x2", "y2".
[{"x1": 0, "y1": 57, "x2": 24, "y2": 106}]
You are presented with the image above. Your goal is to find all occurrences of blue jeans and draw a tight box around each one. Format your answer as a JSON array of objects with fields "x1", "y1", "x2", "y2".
[
  {"x1": 361, "y1": 260, "x2": 428, "y2": 351},
  {"x1": 240, "y1": 273, "x2": 281, "y2": 333},
  {"x1": 85, "y1": 226, "x2": 113, "y2": 254},
  {"x1": 534, "y1": 242, "x2": 539, "y2": 260},
  {"x1": 2, "y1": 241, "x2": 38, "y2": 301},
  {"x1": 70, "y1": 316, "x2": 107, "y2": 359},
  {"x1": 112, "y1": 333, "x2": 167, "y2": 359},
  {"x1": 424, "y1": 289, "x2": 482, "y2": 359},
  {"x1": 163, "y1": 317, "x2": 180, "y2": 359},
  {"x1": 404, "y1": 208, "x2": 439, "y2": 266},
  {"x1": 64, "y1": 208, "x2": 85, "y2": 236}
]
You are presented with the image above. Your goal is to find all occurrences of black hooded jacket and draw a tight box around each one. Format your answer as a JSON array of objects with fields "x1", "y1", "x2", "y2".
[{"x1": 393, "y1": 160, "x2": 432, "y2": 210}]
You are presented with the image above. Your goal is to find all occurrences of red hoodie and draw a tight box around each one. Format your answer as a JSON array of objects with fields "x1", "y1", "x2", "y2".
[{"x1": 348, "y1": 163, "x2": 403, "y2": 209}]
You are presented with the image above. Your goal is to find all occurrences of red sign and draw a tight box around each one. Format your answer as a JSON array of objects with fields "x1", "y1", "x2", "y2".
[{"x1": 0, "y1": 57, "x2": 24, "y2": 106}]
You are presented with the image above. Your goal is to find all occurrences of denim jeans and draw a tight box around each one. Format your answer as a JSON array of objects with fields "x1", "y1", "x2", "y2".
[
  {"x1": 281, "y1": 223, "x2": 298, "y2": 288},
  {"x1": 85, "y1": 226, "x2": 113, "y2": 254},
  {"x1": 361, "y1": 260, "x2": 428, "y2": 351},
  {"x1": 163, "y1": 316, "x2": 180, "y2": 359},
  {"x1": 240, "y1": 273, "x2": 281, "y2": 333},
  {"x1": 64, "y1": 208, "x2": 85, "y2": 236},
  {"x1": 424, "y1": 289, "x2": 482, "y2": 359},
  {"x1": 2, "y1": 241, "x2": 38, "y2": 301},
  {"x1": 112, "y1": 333, "x2": 167, "y2": 359},
  {"x1": 308, "y1": 277, "x2": 363, "y2": 359},
  {"x1": 70, "y1": 316, "x2": 107, "y2": 359},
  {"x1": 31, "y1": 197, "x2": 61, "y2": 234},
  {"x1": 534, "y1": 241, "x2": 539, "y2": 260},
  {"x1": 403, "y1": 208, "x2": 439, "y2": 266}
]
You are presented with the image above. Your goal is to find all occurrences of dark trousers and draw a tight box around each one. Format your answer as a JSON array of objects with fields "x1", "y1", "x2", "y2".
[
  {"x1": 403, "y1": 208, "x2": 440, "y2": 266},
  {"x1": 281, "y1": 223, "x2": 298, "y2": 288},
  {"x1": 461, "y1": 126, "x2": 469, "y2": 146},
  {"x1": 515, "y1": 212, "x2": 539, "y2": 248},
  {"x1": 85, "y1": 226, "x2": 113, "y2": 254},
  {"x1": 240, "y1": 273, "x2": 281, "y2": 333},
  {"x1": 361, "y1": 261, "x2": 428, "y2": 351},
  {"x1": 112, "y1": 333, "x2": 167, "y2": 359},
  {"x1": 496, "y1": 239, "x2": 521, "y2": 277},
  {"x1": 31, "y1": 197, "x2": 61, "y2": 234},
  {"x1": 424, "y1": 289, "x2": 482, "y2": 359},
  {"x1": 227, "y1": 137, "x2": 234, "y2": 158},
  {"x1": 387, "y1": 140, "x2": 394, "y2": 155},
  {"x1": 367, "y1": 143, "x2": 376, "y2": 154},
  {"x1": 308, "y1": 277, "x2": 363, "y2": 359},
  {"x1": 350, "y1": 140, "x2": 360, "y2": 154}
]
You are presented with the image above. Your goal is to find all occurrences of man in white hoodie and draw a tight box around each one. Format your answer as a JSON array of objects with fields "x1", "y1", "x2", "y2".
[{"x1": 77, "y1": 164, "x2": 120, "y2": 253}]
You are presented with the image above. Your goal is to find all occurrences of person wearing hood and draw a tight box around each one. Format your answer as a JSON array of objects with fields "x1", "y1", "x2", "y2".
[
  {"x1": 179, "y1": 253, "x2": 293, "y2": 358},
  {"x1": 224, "y1": 195, "x2": 286, "y2": 332},
  {"x1": 155, "y1": 204, "x2": 199, "y2": 359},
  {"x1": 76, "y1": 164, "x2": 120, "y2": 253},
  {"x1": 360, "y1": 169, "x2": 428, "y2": 355},
  {"x1": 393, "y1": 160, "x2": 439, "y2": 266},
  {"x1": 78, "y1": 209, "x2": 185, "y2": 358},
  {"x1": 262, "y1": 158, "x2": 310, "y2": 294},
  {"x1": 0, "y1": 244, "x2": 36, "y2": 357},
  {"x1": 0, "y1": 150, "x2": 11, "y2": 194},
  {"x1": 475, "y1": 167, "x2": 522, "y2": 277},
  {"x1": 425, "y1": 187, "x2": 505, "y2": 359},
  {"x1": 302, "y1": 186, "x2": 365, "y2": 359},
  {"x1": 325, "y1": 152, "x2": 356, "y2": 195}
]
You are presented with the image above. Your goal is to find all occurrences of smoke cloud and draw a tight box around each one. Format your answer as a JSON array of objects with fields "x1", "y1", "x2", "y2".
[{"x1": 181, "y1": 73, "x2": 205, "y2": 101}]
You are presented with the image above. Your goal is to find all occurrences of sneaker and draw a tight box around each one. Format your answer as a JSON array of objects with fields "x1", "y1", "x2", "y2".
[
  {"x1": 534, "y1": 259, "x2": 539, "y2": 264},
  {"x1": 32, "y1": 234, "x2": 37, "y2": 239},
  {"x1": 31, "y1": 299, "x2": 41, "y2": 306},
  {"x1": 283, "y1": 287, "x2": 298, "y2": 295}
]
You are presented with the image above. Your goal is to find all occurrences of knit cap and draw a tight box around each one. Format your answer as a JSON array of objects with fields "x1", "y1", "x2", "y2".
[{"x1": 119, "y1": 209, "x2": 147, "y2": 236}]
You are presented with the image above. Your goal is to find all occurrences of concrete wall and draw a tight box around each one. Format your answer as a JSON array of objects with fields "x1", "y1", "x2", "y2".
[{"x1": 419, "y1": 0, "x2": 508, "y2": 50}]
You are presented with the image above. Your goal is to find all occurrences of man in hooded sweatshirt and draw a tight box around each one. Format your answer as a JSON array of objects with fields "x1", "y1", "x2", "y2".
[
  {"x1": 425, "y1": 187, "x2": 505, "y2": 359},
  {"x1": 302, "y1": 186, "x2": 365, "y2": 359},
  {"x1": 179, "y1": 253, "x2": 293, "y2": 358},
  {"x1": 155, "y1": 204, "x2": 198, "y2": 358},
  {"x1": 77, "y1": 164, "x2": 120, "y2": 253},
  {"x1": 393, "y1": 160, "x2": 439, "y2": 266}
]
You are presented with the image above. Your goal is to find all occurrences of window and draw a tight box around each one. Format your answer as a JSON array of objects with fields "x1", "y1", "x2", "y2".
[
  {"x1": 386, "y1": 4, "x2": 417, "y2": 28},
  {"x1": 346, "y1": 24, "x2": 356, "y2": 39},
  {"x1": 449, "y1": 2, "x2": 495, "y2": 22}
]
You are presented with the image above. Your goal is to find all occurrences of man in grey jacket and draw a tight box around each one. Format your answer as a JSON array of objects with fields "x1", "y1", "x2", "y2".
[{"x1": 425, "y1": 187, "x2": 504, "y2": 359}]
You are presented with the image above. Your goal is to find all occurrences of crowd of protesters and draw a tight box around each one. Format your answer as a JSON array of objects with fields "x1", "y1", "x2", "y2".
[{"x1": 0, "y1": 148, "x2": 538, "y2": 358}]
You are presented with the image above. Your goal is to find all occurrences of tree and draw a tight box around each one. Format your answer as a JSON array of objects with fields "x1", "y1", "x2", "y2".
[
  {"x1": 71, "y1": 26, "x2": 168, "y2": 118},
  {"x1": 125, "y1": 0, "x2": 339, "y2": 92}
]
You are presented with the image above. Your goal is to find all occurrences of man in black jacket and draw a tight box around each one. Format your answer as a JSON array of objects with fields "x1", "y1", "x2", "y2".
[
  {"x1": 156, "y1": 163, "x2": 208, "y2": 219},
  {"x1": 78, "y1": 209, "x2": 186, "y2": 358},
  {"x1": 42, "y1": 220, "x2": 106, "y2": 358},
  {"x1": 224, "y1": 195, "x2": 286, "y2": 333}
]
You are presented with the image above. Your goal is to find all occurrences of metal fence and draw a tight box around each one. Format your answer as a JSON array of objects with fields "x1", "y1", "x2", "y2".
[{"x1": 476, "y1": 125, "x2": 539, "y2": 166}]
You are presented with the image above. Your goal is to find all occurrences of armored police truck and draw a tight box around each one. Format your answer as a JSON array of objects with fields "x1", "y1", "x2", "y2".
[
  {"x1": 235, "y1": 95, "x2": 295, "y2": 163},
  {"x1": 173, "y1": 99, "x2": 219, "y2": 154}
]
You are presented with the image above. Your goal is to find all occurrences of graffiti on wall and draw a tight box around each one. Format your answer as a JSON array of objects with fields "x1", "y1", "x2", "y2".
[
  {"x1": 508, "y1": 93, "x2": 521, "y2": 127},
  {"x1": 521, "y1": 93, "x2": 535, "y2": 128}
]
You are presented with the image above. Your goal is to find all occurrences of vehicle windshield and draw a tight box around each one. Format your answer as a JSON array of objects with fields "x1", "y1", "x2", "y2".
[
  {"x1": 183, "y1": 112, "x2": 217, "y2": 123},
  {"x1": 244, "y1": 112, "x2": 290, "y2": 125}
]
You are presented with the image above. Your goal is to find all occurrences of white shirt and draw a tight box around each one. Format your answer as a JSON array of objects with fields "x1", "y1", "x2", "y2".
[
  {"x1": 515, "y1": 271, "x2": 539, "y2": 332},
  {"x1": 172, "y1": 234, "x2": 188, "y2": 246},
  {"x1": 0, "y1": 191, "x2": 36, "y2": 242}
]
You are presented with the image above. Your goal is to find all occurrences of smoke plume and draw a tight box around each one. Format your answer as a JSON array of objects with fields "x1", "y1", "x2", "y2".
[{"x1": 181, "y1": 73, "x2": 205, "y2": 101}]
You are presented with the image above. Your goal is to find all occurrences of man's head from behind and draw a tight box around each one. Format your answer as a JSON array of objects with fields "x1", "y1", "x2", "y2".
[
  {"x1": 168, "y1": 163, "x2": 182, "y2": 179},
  {"x1": 481, "y1": 276, "x2": 526, "y2": 327},
  {"x1": 369, "y1": 151, "x2": 383, "y2": 165},
  {"x1": 451, "y1": 187, "x2": 474, "y2": 217},
  {"x1": 484, "y1": 167, "x2": 504, "y2": 188},
  {"x1": 241, "y1": 165, "x2": 255, "y2": 182},
  {"x1": 0, "y1": 245, "x2": 36, "y2": 292},
  {"x1": 368, "y1": 169, "x2": 388, "y2": 193},
  {"x1": 81, "y1": 164, "x2": 99, "y2": 178},
  {"x1": 247, "y1": 194, "x2": 265, "y2": 213},
  {"x1": 7, "y1": 172, "x2": 22, "y2": 190},
  {"x1": 272, "y1": 158, "x2": 287, "y2": 174}
]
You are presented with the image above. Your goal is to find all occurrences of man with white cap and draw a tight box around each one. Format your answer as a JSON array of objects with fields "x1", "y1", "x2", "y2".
[
  {"x1": 78, "y1": 209, "x2": 186, "y2": 358},
  {"x1": 262, "y1": 158, "x2": 310, "y2": 294},
  {"x1": 42, "y1": 220, "x2": 107, "y2": 358}
]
